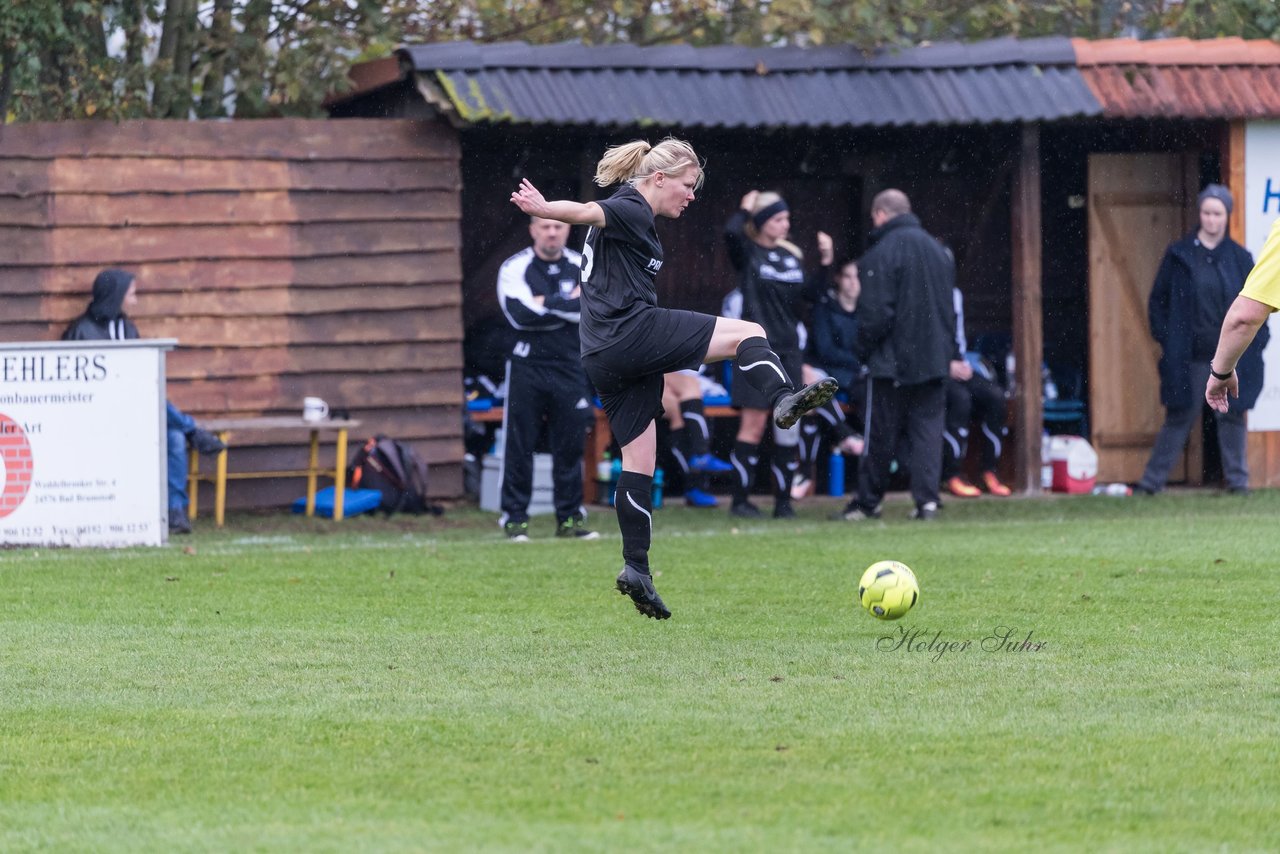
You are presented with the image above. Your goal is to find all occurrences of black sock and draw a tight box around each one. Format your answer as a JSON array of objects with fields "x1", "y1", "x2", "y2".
[
  {"x1": 678, "y1": 398, "x2": 710, "y2": 458},
  {"x1": 800, "y1": 417, "x2": 822, "y2": 466},
  {"x1": 816, "y1": 397, "x2": 852, "y2": 439},
  {"x1": 615, "y1": 471, "x2": 653, "y2": 574},
  {"x1": 669, "y1": 426, "x2": 690, "y2": 474},
  {"x1": 735, "y1": 337, "x2": 793, "y2": 407},
  {"x1": 771, "y1": 443, "x2": 799, "y2": 504},
  {"x1": 730, "y1": 440, "x2": 759, "y2": 506}
]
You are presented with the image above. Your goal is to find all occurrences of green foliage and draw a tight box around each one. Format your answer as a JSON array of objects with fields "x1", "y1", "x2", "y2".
[
  {"x1": 2, "y1": 493, "x2": 1280, "y2": 848},
  {"x1": 1, "y1": 0, "x2": 420, "y2": 121},
  {"x1": 1, "y1": 0, "x2": 1277, "y2": 122},
  {"x1": 1170, "y1": 0, "x2": 1280, "y2": 40}
]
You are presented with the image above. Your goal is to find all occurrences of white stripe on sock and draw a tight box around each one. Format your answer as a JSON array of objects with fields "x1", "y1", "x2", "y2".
[
  {"x1": 982, "y1": 423, "x2": 1003, "y2": 459},
  {"x1": 625, "y1": 491, "x2": 652, "y2": 533},
  {"x1": 739, "y1": 359, "x2": 787, "y2": 383}
]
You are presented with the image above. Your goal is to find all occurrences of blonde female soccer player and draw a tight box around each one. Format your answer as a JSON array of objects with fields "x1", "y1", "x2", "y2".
[{"x1": 510, "y1": 138, "x2": 836, "y2": 619}]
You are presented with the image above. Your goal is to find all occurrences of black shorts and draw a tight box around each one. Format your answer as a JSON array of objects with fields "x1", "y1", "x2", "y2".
[
  {"x1": 731, "y1": 349, "x2": 802, "y2": 410},
  {"x1": 582, "y1": 308, "x2": 716, "y2": 447}
]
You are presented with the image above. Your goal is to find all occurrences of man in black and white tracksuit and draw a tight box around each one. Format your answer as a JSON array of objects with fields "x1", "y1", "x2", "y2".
[{"x1": 497, "y1": 216, "x2": 598, "y2": 542}]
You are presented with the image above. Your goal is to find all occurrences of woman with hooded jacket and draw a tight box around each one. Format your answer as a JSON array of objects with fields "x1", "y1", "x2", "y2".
[{"x1": 1137, "y1": 185, "x2": 1269, "y2": 495}]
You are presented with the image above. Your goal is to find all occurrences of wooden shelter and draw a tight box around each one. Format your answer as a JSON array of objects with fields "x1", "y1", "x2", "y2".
[
  {"x1": 333, "y1": 36, "x2": 1280, "y2": 491},
  {"x1": 0, "y1": 118, "x2": 465, "y2": 507}
]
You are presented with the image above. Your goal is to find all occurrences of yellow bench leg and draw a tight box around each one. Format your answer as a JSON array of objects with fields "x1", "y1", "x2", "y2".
[
  {"x1": 333, "y1": 429, "x2": 349, "y2": 521},
  {"x1": 306, "y1": 431, "x2": 320, "y2": 517},
  {"x1": 187, "y1": 447, "x2": 199, "y2": 520},
  {"x1": 214, "y1": 431, "x2": 229, "y2": 528}
]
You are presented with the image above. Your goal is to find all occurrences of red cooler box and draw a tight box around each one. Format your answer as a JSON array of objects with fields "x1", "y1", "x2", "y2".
[{"x1": 1049, "y1": 435, "x2": 1097, "y2": 494}]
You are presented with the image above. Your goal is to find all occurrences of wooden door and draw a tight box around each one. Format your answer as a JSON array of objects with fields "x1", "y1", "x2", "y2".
[{"x1": 1087, "y1": 153, "x2": 1199, "y2": 483}]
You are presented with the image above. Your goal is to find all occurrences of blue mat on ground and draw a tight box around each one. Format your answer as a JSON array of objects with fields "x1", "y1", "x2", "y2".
[{"x1": 291, "y1": 486, "x2": 383, "y2": 518}]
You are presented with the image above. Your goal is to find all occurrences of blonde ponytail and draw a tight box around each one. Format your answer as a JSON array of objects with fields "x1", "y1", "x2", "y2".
[
  {"x1": 595, "y1": 141, "x2": 652, "y2": 187},
  {"x1": 594, "y1": 137, "x2": 705, "y2": 190}
]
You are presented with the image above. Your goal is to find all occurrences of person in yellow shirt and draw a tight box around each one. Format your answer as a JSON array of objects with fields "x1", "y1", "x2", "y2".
[{"x1": 1207, "y1": 217, "x2": 1280, "y2": 414}]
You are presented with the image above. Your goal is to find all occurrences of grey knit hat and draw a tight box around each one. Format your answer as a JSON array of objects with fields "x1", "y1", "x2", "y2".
[{"x1": 1197, "y1": 183, "x2": 1233, "y2": 215}]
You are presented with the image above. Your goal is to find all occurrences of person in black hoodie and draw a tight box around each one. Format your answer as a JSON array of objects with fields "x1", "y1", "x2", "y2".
[
  {"x1": 1137, "y1": 184, "x2": 1268, "y2": 495},
  {"x1": 62, "y1": 269, "x2": 225, "y2": 534},
  {"x1": 794, "y1": 259, "x2": 866, "y2": 498},
  {"x1": 838, "y1": 189, "x2": 957, "y2": 522}
]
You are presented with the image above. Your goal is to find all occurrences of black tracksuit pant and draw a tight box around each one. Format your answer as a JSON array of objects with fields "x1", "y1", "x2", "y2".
[
  {"x1": 500, "y1": 359, "x2": 592, "y2": 524},
  {"x1": 855, "y1": 377, "x2": 946, "y2": 511},
  {"x1": 942, "y1": 375, "x2": 1007, "y2": 479}
]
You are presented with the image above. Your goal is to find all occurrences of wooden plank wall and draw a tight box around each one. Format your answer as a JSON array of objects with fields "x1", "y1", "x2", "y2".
[{"x1": 0, "y1": 118, "x2": 465, "y2": 508}]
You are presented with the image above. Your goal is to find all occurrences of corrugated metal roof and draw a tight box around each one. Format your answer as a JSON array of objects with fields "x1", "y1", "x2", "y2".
[
  {"x1": 1074, "y1": 37, "x2": 1280, "y2": 119},
  {"x1": 403, "y1": 36, "x2": 1079, "y2": 72},
  {"x1": 402, "y1": 38, "x2": 1100, "y2": 129}
]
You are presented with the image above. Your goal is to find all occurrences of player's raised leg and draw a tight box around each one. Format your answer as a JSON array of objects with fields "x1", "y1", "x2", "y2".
[{"x1": 704, "y1": 317, "x2": 838, "y2": 429}]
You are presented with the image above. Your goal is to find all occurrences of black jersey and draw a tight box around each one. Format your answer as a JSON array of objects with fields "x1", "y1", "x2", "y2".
[
  {"x1": 578, "y1": 184, "x2": 664, "y2": 356},
  {"x1": 724, "y1": 209, "x2": 821, "y2": 353},
  {"x1": 497, "y1": 246, "x2": 584, "y2": 364}
]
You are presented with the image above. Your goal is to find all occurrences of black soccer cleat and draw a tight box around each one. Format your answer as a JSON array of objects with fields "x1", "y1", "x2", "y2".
[
  {"x1": 773, "y1": 378, "x2": 840, "y2": 429},
  {"x1": 615, "y1": 564, "x2": 671, "y2": 620},
  {"x1": 556, "y1": 512, "x2": 600, "y2": 540}
]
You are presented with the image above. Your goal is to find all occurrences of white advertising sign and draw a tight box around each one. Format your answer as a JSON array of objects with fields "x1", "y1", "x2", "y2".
[
  {"x1": 1244, "y1": 121, "x2": 1280, "y2": 431},
  {"x1": 0, "y1": 340, "x2": 174, "y2": 547}
]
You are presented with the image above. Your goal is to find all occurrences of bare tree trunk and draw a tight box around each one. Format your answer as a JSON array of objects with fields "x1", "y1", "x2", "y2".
[
  {"x1": 233, "y1": 0, "x2": 273, "y2": 117},
  {"x1": 170, "y1": 0, "x2": 198, "y2": 117},
  {"x1": 119, "y1": 0, "x2": 149, "y2": 109},
  {"x1": 0, "y1": 44, "x2": 14, "y2": 123},
  {"x1": 197, "y1": 0, "x2": 235, "y2": 117},
  {"x1": 69, "y1": 2, "x2": 109, "y2": 66},
  {"x1": 153, "y1": 0, "x2": 197, "y2": 116}
]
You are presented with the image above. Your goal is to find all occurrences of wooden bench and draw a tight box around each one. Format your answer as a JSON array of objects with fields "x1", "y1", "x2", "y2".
[{"x1": 187, "y1": 417, "x2": 362, "y2": 527}]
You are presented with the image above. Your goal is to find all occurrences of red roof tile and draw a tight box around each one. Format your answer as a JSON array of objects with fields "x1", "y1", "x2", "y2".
[{"x1": 1074, "y1": 38, "x2": 1280, "y2": 118}]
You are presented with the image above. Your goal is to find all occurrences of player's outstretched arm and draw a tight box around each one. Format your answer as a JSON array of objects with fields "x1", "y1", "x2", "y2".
[
  {"x1": 1206, "y1": 294, "x2": 1270, "y2": 412},
  {"x1": 510, "y1": 179, "x2": 605, "y2": 227}
]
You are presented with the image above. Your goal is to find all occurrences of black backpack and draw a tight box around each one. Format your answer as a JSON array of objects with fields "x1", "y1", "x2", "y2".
[{"x1": 348, "y1": 436, "x2": 444, "y2": 516}]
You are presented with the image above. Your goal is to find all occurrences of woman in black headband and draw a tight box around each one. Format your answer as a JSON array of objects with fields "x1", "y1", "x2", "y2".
[{"x1": 724, "y1": 190, "x2": 834, "y2": 519}]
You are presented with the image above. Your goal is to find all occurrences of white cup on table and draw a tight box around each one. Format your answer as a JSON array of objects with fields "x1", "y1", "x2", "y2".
[{"x1": 302, "y1": 396, "x2": 329, "y2": 423}]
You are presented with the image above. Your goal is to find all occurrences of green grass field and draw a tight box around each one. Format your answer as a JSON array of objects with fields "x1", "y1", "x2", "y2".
[{"x1": 3, "y1": 491, "x2": 1279, "y2": 852}]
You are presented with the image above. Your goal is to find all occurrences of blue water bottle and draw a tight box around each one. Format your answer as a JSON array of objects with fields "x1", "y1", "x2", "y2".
[
  {"x1": 827, "y1": 450, "x2": 846, "y2": 497},
  {"x1": 652, "y1": 468, "x2": 665, "y2": 509}
]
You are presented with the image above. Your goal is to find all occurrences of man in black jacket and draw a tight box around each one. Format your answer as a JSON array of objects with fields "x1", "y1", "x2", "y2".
[{"x1": 837, "y1": 190, "x2": 957, "y2": 521}]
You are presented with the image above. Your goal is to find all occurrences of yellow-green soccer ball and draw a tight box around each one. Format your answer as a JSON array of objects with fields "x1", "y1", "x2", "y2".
[{"x1": 858, "y1": 560, "x2": 919, "y2": 620}]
